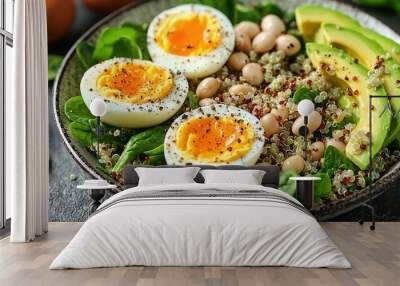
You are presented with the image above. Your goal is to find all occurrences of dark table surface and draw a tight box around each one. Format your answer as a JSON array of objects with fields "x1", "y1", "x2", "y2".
[{"x1": 48, "y1": 0, "x2": 400, "y2": 222}]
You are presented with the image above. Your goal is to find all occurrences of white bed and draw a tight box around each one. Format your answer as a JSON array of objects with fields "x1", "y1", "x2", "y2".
[{"x1": 50, "y1": 183, "x2": 350, "y2": 269}]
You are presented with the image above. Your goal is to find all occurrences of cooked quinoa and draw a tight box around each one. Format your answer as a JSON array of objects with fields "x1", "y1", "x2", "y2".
[{"x1": 182, "y1": 44, "x2": 400, "y2": 204}]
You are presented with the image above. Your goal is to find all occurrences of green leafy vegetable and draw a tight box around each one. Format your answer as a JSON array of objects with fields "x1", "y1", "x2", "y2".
[
  {"x1": 76, "y1": 42, "x2": 96, "y2": 70},
  {"x1": 323, "y1": 145, "x2": 358, "y2": 176},
  {"x1": 235, "y1": 3, "x2": 261, "y2": 23},
  {"x1": 64, "y1": 96, "x2": 95, "y2": 122},
  {"x1": 292, "y1": 87, "x2": 318, "y2": 104},
  {"x1": 120, "y1": 22, "x2": 150, "y2": 59},
  {"x1": 144, "y1": 144, "x2": 164, "y2": 156},
  {"x1": 144, "y1": 144, "x2": 165, "y2": 165},
  {"x1": 75, "y1": 23, "x2": 149, "y2": 70},
  {"x1": 255, "y1": 2, "x2": 284, "y2": 18},
  {"x1": 65, "y1": 96, "x2": 134, "y2": 147},
  {"x1": 93, "y1": 26, "x2": 146, "y2": 61},
  {"x1": 314, "y1": 173, "x2": 332, "y2": 201},
  {"x1": 112, "y1": 126, "x2": 167, "y2": 174},
  {"x1": 69, "y1": 121, "x2": 95, "y2": 147},
  {"x1": 110, "y1": 38, "x2": 143, "y2": 59},
  {"x1": 148, "y1": 154, "x2": 166, "y2": 165},
  {"x1": 69, "y1": 117, "x2": 133, "y2": 146},
  {"x1": 234, "y1": 2, "x2": 285, "y2": 24},
  {"x1": 279, "y1": 170, "x2": 298, "y2": 196},
  {"x1": 187, "y1": 91, "x2": 200, "y2": 109},
  {"x1": 284, "y1": 11, "x2": 296, "y2": 24},
  {"x1": 48, "y1": 54, "x2": 63, "y2": 81}
]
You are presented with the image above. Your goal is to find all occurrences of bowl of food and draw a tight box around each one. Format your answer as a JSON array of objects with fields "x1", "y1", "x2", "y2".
[{"x1": 54, "y1": 0, "x2": 400, "y2": 219}]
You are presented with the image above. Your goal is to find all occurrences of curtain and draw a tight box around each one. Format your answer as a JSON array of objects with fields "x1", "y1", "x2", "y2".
[{"x1": 7, "y1": 0, "x2": 49, "y2": 242}]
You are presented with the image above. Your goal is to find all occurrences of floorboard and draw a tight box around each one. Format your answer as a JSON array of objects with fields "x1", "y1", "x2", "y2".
[{"x1": 0, "y1": 222, "x2": 399, "y2": 286}]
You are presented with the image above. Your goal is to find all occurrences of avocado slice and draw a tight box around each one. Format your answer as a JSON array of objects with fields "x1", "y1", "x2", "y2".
[
  {"x1": 350, "y1": 26, "x2": 400, "y2": 63},
  {"x1": 316, "y1": 23, "x2": 400, "y2": 145},
  {"x1": 295, "y1": 4, "x2": 359, "y2": 41},
  {"x1": 306, "y1": 43, "x2": 391, "y2": 170}
]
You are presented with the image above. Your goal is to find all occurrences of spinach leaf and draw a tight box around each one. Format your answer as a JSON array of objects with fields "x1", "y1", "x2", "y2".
[
  {"x1": 279, "y1": 170, "x2": 298, "y2": 197},
  {"x1": 110, "y1": 38, "x2": 142, "y2": 59},
  {"x1": 234, "y1": 3, "x2": 261, "y2": 23},
  {"x1": 255, "y1": 2, "x2": 284, "y2": 18},
  {"x1": 323, "y1": 145, "x2": 358, "y2": 176},
  {"x1": 147, "y1": 154, "x2": 166, "y2": 165},
  {"x1": 76, "y1": 42, "x2": 96, "y2": 70},
  {"x1": 65, "y1": 96, "x2": 134, "y2": 147},
  {"x1": 234, "y1": 2, "x2": 285, "y2": 24},
  {"x1": 144, "y1": 144, "x2": 165, "y2": 165},
  {"x1": 292, "y1": 87, "x2": 318, "y2": 104},
  {"x1": 120, "y1": 22, "x2": 150, "y2": 59},
  {"x1": 92, "y1": 26, "x2": 145, "y2": 61},
  {"x1": 314, "y1": 173, "x2": 332, "y2": 200},
  {"x1": 144, "y1": 144, "x2": 164, "y2": 156},
  {"x1": 69, "y1": 121, "x2": 95, "y2": 147},
  {"x1": 187, "y1": 91, "x2": 200, "y2": 109},
  {"x1": 64, "y1": 96, "x2": 95, "y2": 122},
  {"x1": 48, "y1": 54, "x2": 63, "y2": 81},
  {"x1": 284, "y1": 11, "x2": 296, "y2": 24},
  {"x1": 112, "y1": 126, "x2": 167, "y2": 174}
]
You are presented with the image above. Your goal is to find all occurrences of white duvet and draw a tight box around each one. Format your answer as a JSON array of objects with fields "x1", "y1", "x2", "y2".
[{"x1": 50, "y1": 183, "x2": 350, "y2": 269}]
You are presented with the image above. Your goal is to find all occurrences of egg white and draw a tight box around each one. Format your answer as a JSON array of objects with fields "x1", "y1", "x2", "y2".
[
  {"x1": 80, "y1": 58, "x2": 188, "y2": 128},
  {"x1": 147, "y1": 4, "x2": 235, "y2": 79},
  {"x1": 164, "y1": 104, "x2": 265, "y2": 166}
]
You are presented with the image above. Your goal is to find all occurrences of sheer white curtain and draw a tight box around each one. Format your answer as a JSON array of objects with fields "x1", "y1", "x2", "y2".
[{"x1": 7, "y1": 0, "x2": 49, "y2": 242}]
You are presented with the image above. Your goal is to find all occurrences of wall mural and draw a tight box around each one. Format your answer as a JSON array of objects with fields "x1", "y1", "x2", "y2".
[{"x1": 52, "y1": 0, "x2": 400, "y2": 220}]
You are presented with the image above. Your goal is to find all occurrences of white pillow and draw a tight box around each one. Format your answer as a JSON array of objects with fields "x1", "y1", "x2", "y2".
[
  {"x1": 200, "y1": 169, "x2": 266, "y2": 185},
  {"x1": 135, "y1": 167, "x2": 201, "y2": 186}
]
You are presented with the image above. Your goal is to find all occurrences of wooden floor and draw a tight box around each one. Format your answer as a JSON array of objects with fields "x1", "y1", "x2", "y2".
[{"x1": 0, "y1": 223, "x2": 399, "y2": 286}]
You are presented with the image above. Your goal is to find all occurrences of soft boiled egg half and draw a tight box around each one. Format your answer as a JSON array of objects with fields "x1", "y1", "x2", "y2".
[
  {"x1": 147, "y1": 4, "x2": 235, "y2": 79},
  {"x1": 164, "y1": 104, "x2": 265, "y2": 165},
  {"x1": 80, "y1": 58, "x2": 188, "y2": 128}
]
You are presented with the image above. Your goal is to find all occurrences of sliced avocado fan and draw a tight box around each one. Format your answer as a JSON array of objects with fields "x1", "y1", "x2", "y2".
[
  {"x1": 295, "y1": 4, "x2": 360, "y2": 41},
  {"x1": 350, "y1": 26, "x2": 400, "y2": 64},
  {"x1": 316, "y1": 23, "x2": 400, "y2": 146},
  {"x1": 306, "y1": 43, "x2": 391, "y2": 170}
]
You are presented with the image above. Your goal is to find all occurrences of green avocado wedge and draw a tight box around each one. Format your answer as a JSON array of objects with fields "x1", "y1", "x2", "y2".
[
  {"x1": 306, "y1": 43, "x2": 391, "y2": 170},
  {"x1": 295, "y1": 4, "x2": 360, "y2": 41},
  {"x1": 316, "y1": 23, "x2": 400, "y2": 146},
  {"x1": 350, "y1": 26, "x2": 400, "y2": 63}
]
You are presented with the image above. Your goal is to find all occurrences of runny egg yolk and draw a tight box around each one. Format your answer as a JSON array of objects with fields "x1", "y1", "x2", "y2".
[
  {"x1": 176, "y1": 116, "x2": 255, "y2": 163},
  {"x1": 96, "y1": 62, "x2": 174, "y2": 104},
  {"x1": 155, "y1": 12, "x2": 222, "y2": 56}
]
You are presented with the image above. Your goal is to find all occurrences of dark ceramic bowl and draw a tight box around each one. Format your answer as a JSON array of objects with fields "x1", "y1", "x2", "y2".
[{"x1": 53, "y1": 0, "x2": 400, "y2": 220}]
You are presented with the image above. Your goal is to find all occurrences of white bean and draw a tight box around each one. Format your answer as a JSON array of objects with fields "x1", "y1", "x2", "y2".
[
  {"x1": 260, "y1": 113, "x2": 280, "y2": 138},
  {"x1": 235, "y1": 32, "x2": 252, "y2": 53},
  {"x1": 229, "y1": 84, "x2": 255, "y2": 97},
  {"x1": 326, "y1": 139, "x2": 346, "y2": 153},
  {"x1": 261, "y1": 14, "x2": 285, "y2": 36},
  {"x1": 276, "y1": 34, "x2": 301, "y2": 56},
  {"x1": 196, "y1": 77, "x2": 220, "y2": 99},
  {"x1": 227, "y1": 52, "x2": 249, "y2": 71},
  {"x1": 271, "y1": 107, "x2": 288, "y2": 122},
  {"x1": 199, "y1": 98, "x2": 216, "y2": 107},
  {"x1": 308, "y1": 111, "x2": 323, "y2": 132},
  {"x1": 311, "y1": 141, "x2": 325, "y2": 161},
  {"x1": 252, "y1": 31, "x2": 276, "y2": 54},
  {"x1": 242, "y1": 63, "x2": 264, "y2": 86},
  {"x1": 235, "y1": 21, "x2": 260, "y2": 39},
  {"x1": 282, "y1": 155, "x2": 305, "y2": 173}
]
